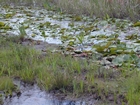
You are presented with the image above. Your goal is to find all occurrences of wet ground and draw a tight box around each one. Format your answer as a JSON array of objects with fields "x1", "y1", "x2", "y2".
[{"x1": 3, "y1": 79, "x2": 95, "y2": 105}]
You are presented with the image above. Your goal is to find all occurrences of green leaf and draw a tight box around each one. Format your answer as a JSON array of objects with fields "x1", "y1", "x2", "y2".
[
  {"x1": 133, "y1": 21, "x2": 140, "y2": 27},
  {"x1": 136, "y1": 59, "x2": 140, "y2": 68},
  {"x1": 123, "y1": 54, "x2": 131, "y2": 62},
  {"x1": 68, "y1": 41, "x2": 74, "y2": 46},
  {"x1": 0, "y1": 21, "x2": 5, "y2": 26},
  {"x1": 112, "y1": 56, "x2": 124, "y2": 66},
  {"x1": 73, "y1": 16, "x2": 82, "y2": 21}
]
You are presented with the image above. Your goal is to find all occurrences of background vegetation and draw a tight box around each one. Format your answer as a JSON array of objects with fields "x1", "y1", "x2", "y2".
[{"x1": 0, "y1": 0, "x2": 139, "y2": 21}]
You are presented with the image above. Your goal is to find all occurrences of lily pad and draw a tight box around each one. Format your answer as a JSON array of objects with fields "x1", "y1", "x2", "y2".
[
  {"x1": 68, "y1": 41, "x2": 75, "y2": 46},
  {"x1": 4, "y1": 13, "x2": 15, "y2": 18},
  {"x1": 125, "y1": 34, "x2": 138, "y2": 40},
  {"x1": 0, "y1": 22, "x2": 12, "y2": 29},
  {"x1": 112, "y1": 54, "x2": 139, "y2": 67},
  {"x1": 0, "y1": 22, "x2": 5, "y2": 26},
  {"x1": 133, "y1": 21, "x2": 140, "y2": 27},
  {"x1": 112, "y1": 56, "x2": 124, "y2": 66},
  {"x1": 73, "y1": 16, "x2": 82, "y2": 21}
]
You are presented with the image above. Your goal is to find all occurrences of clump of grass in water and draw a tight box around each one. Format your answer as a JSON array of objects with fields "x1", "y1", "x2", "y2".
[
  {"x1": 37, "y1": 69, "x2": 73, "y2": 92},
  {"x1": 19, "y1": 26, "x2": 27, "y2": 41},
  {"x1": 0, "y1": 77, "x2": 15, "y2": 91},
  {"x1": 0, "y1": 76, "x2": 15, "y2": 102}
]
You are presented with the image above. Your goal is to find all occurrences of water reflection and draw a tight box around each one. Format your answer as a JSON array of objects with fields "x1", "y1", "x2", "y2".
[{"x1": 3, "y1": 80, "x2": 94, "y2": 105}]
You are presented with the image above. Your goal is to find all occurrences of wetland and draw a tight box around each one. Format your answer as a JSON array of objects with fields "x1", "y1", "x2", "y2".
[{"x1": 0, "y1": 1, "x2": 140, "y2": 105}]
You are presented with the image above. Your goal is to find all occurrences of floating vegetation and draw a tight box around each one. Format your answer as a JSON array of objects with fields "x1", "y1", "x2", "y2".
[
  {"x1": 73, "y1": 16, "x2": 82, "y2": 21},
  {"x1": 0, "y1": 5, "x2": 139, "y2": 60},
  {"x1": 133, "y1": 21, "x2": 140, "y2": 27},
  {"x1": 4, "y1": 13, "x2": 15, "y2": 18},
  {"x1": 125, "y1": 34, "x2": 138, "y2": 40},
  {"x1": 0, "y1": 21, "x2": 5, "y2": 26},
  {"x1": 0, "y1": 21, "x2": 12, "y2": 29}
]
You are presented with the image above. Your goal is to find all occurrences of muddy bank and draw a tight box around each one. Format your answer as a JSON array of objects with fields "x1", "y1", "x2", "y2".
[{"x1": 3, "y1": 79, "x2": 95, "y2": 105}]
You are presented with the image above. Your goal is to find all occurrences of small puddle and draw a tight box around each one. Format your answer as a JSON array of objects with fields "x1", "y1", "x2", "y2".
[{"x1": 3, "y1": 80, "x2": 95, "y2": 105}]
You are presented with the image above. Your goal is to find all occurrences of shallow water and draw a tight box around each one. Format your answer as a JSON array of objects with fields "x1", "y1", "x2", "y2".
[
  {"x1": 0, "y1": 5, "x2": 140, "y2": 48},
  {"x1": 3, "y1": 80, "x2": 95, "y2": 105}
]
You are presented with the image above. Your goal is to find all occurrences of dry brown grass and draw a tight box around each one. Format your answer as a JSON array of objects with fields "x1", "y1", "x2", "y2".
[
  {"x1": 50, "y1": 0, "x2": 140, "y2": 21},
  {"x1": 0, "y1": 0, "x2": 139, "y2": 20}
]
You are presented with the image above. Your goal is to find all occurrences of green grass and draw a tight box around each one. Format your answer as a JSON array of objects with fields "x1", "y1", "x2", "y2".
[
  {"x1": 0, "y1": 77, "x2": 15, "y2": 91},
  {"x1": 0, "y1": 35, "x2": 140, "y2": 104},
  {"x1": 123, "y1": 71, "x2": 140, "y2": 105},
  {"x1": 0, "y1": 76, "x2": 15, "y2": 104}
]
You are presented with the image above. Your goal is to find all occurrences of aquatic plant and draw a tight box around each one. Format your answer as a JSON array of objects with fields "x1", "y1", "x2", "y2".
[{"x1": 19, "y1": 26, "x2": 27, "y2": 41}]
